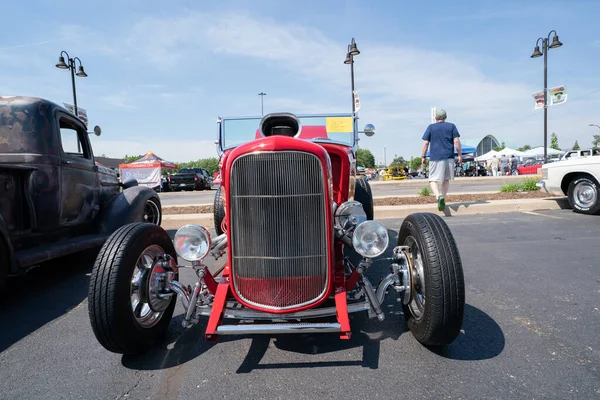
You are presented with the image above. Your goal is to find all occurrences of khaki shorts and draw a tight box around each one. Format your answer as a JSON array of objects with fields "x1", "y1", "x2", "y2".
[{"x1": 429, "y1": 159, "x2": 455, "y2": 182}]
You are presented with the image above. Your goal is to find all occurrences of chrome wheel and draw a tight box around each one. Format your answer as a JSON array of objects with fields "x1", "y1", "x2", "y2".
[
  {"x1": 573, "y1": 181, "x2": 597, "y2": 209},
  {"x1": 130, "y1": 245, "x2": 170, "y2": 328},
  {"x1": 404, "y1": 235, "x2": 426, "y2": 320},
  {"x1": 143, "y1": 199, "x2": 161, "y2": 224}
]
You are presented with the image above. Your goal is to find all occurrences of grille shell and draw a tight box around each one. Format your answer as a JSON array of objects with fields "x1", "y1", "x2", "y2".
[{"x1": 229, "y1": 151, "x2": 330, "y2": 311}]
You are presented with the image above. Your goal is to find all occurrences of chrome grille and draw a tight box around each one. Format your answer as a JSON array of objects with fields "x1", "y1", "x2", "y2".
[{"x1": 229, "y1": 151, "x2": 329, "y2": 310}]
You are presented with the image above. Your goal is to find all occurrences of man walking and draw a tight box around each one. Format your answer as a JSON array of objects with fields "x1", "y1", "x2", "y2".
[
  {"x1": 421, "y1": 109, "x2": 462, "y2": 211},
  {"x1": 490, "y1": 155, "x2": 500, "y2": 176}
]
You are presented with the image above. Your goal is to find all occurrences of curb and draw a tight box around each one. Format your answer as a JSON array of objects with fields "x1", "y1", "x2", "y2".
[{"x1": 161, "y1": 197, "x2": 569, "y2": 230}]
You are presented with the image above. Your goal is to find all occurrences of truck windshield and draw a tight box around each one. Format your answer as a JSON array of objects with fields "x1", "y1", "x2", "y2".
[{"x1": 220, "y1": 114, "x2": 356, "y2": 150}]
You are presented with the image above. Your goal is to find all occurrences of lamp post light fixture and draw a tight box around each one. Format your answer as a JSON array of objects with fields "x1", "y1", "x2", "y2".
[
  {"x1": 55, "y1": 50, "x2": 88, "y2": 117},
  {"x1": 343, "y1": 38, "x2": 360, "y2": 116},
  {"x1": 258, "y1": 92, "x2": 267, "y2": 116},
  {"x1": 530, "y1": 30, "x2": 563, "y2": 162},
  {"x1": 589, "y1": 124, "x2": 600, "y2": 132}
]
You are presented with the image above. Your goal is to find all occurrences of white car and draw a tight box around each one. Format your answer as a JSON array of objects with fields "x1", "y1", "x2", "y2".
[{"x1": 537, "y1": 155, "x2": 600, "y2": 215}]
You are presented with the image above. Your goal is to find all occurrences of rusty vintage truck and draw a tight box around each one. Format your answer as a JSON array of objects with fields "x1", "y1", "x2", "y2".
[{"x1": 0, "y1": 96, "x2": 162, "y2": 291}]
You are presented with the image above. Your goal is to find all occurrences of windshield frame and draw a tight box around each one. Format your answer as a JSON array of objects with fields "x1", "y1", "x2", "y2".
[{"x1": 216, "y1": 113, "x2": 358, "y2": 154}]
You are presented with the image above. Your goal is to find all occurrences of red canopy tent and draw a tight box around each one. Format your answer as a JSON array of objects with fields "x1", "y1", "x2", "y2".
[{"x1": 118, "y1": 152, "x2": 178, "y2": 189}]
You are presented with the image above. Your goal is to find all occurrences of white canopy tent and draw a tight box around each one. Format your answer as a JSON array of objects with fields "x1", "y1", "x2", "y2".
[
  {"x1": 521, "y1": 147, "x2": 565, "y2": 157},
  {"x1": 475, "y1": 150, "x2": 501, "y2": 161},
  {"x1": 495, "y1": 147, "x2": 527, "y2": 157}
]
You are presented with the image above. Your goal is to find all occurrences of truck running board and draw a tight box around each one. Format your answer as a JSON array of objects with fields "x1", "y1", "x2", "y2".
[{"x1": 215, "y1": 322, "x2": 342, "y2": 335}]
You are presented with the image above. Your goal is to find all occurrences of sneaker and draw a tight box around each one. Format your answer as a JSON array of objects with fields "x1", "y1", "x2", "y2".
[{"x1": 437, "y1": 196, "x2": 445, "y2": 211}]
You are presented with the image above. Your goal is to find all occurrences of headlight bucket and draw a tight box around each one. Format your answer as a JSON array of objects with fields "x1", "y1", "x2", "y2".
[
  {"x1": 334, "y1": 200, "x2": 367, "y2": 231},
  {"x1": 352, "y1": 220, "x2": 389, "y2": 258},
  {"x1": 174, "y1": 224, "x2": 212, "y2": 262}
]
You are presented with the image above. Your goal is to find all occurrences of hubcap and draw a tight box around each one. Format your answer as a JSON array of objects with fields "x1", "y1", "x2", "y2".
[
  {"x1": 143, "y1": 200, "x2": 161, "y2": 224},
  {"x1": 574, "y1": 181, "x2": 597, "y2": 209},
  {"x1": 404, "y1": 236, "x2": 426, "y2": 320},
  {"x1": 130, "y1": 245, "x2": 170, "y2": 328}
]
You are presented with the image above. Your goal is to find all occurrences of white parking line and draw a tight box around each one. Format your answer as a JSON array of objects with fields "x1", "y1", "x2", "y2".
[{"x1": 521, "y1": 211, "x2": 565, "y2": 220}]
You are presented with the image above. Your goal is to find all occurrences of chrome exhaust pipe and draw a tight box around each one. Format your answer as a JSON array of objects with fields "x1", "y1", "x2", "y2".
[{"x1": 215, "y1": 322, "x2": 341, "y2": 335}]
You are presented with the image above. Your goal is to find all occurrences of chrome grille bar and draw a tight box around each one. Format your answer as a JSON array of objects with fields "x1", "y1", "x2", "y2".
[{"x1": 229, "y1": 151, "x2": 329, "y2": 310}]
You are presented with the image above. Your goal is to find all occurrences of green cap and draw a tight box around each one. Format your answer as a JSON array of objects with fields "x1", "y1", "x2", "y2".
[{"x1": 435, "y1": 109, "x2": 447, "y2": 120}]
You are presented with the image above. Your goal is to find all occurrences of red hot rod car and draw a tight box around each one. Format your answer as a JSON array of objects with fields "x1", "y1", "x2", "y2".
[{"x1": 88, "y1": 112, "x2": 465, "y2": 354}]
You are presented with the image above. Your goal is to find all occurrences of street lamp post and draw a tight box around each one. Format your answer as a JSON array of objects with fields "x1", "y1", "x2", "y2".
[
  {"x1": 530, "y1": 30, "x2": 563, "y2": 162},
  {"x1": 344, "y1": 38, "x2": 360, "y2": 116},
  {"x1": 258, "y1": 92, "x2": 267, "y2": 115},
  {"x1": 55, "y1": 51, "x2": 88, "y2": 117}
]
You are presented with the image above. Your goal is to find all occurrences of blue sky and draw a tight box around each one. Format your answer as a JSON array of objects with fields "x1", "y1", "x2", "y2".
[{"x1": 2, "y1": 0, "x2": 599, "y2": 164}]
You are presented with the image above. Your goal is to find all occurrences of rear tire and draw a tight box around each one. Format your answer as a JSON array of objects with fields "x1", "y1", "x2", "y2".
[
  {"x1": 398, "y1": 213, "x2": 465, "y2": 346},
  {"x1": 88, "y1": 223, "x2": 177, "y2": 354},
  {"x1": 143, "y1": 197, "x2": 162, "y2": 225},
  {"x1": 568, "y1": 176, "x2": 600, "y2": 215},
  {"x1": 354, "y1": 178, "x2": 374, "y2": 220},
  {"x1": 214, "y1": 185, "x2": 225, "y2": 236}
]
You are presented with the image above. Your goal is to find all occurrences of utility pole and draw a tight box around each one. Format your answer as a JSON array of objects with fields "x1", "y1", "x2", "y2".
[{"x1": 258, "y1": 92, "x2": 267, "y2": 115}]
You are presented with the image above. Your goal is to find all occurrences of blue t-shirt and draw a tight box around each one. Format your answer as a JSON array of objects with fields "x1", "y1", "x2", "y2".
[{"x1": 422, "y1": 122, "x2": 460, "y2": 161}]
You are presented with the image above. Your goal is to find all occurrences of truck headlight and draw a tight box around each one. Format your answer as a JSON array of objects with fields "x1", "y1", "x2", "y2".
[
  {"x1": 352, "y1": 221, "x2": 389, "y2": 258},
  {"x1": 174, "y1": 224, "x2": 212, "y2": 261}
]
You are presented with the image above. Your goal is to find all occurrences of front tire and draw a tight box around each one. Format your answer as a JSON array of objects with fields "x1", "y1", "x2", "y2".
[
  {"x1": 398, "y1": 213, "x2": 465, "y2": 346},
  {"x1": 568, "y1": 176, "x2": 600, "y2": 215},
  {"x1": 88, "y1": 223, "x2": 177, "y2": 354},
  {"x1": 354, "y1": 178, "x2": 374, "y2": 220}
]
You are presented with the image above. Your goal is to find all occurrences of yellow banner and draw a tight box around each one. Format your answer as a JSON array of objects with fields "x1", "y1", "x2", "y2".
[{"x1": 326, "y1": 117, "x2": 353, "y2": 133}]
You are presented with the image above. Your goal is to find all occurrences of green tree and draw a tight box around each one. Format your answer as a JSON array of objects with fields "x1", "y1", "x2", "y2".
[
  {"x1": 389, "y1": 156, "x2": 407, "y2": 167},
  {"x1": 356, "y1": 148, "x2": 376, "y2": 169},
  {"x1": 123, "y1": 154, "x2": 144, "y2": 163},
  {"x1": 517, "y1": 144, "x2": 531, "y2": 152},
  {"x1": 550, "y1": 132, "x2": 560, "y2": 150},
  {"x1": 493, "y1": 141, "x2": 506, "y2": 152},
  {"x1": 174, "y1": 157, "x2": 220, "y2": 175},
  {"x1": 593, "y1": 135, "x2": 600, "y2": 148},
  {"x1": 572, "y1": 140, "x2": 580, "y2": 150},
  {"x1": 409, "y1": 156, "x2": 422, "y2": 171}
]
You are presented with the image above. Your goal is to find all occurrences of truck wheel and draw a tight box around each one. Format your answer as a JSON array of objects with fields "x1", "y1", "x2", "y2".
[
  {"x1": 354, "y1": 178, "x2": 374, "y2": 220},
  {"x1": 88, "y1": 223, "x2": 177, "y2": 354},
  {"x1": 143, "y1": 197, "x2": 162, "y2": 225},
  {"x1": 214, "y1": 185, "x2": 225, "y2": 236},
  {"x1": 568, "y1": 176, "x2": 600, "y2": 215},
  {"x1": 398, "y1": 213, "x2": 465, "y2": 346}
]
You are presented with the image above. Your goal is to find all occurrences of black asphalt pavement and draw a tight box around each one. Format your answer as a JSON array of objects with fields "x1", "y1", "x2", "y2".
[{"x1": 1, "y1": 210, "x2": 599, "y2": 399}]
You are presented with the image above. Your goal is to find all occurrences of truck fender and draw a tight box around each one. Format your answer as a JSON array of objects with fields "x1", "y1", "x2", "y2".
[
  {"x1": 97, "y1": 186, "x2": 162, "y2": 234},
  {"x1": 0, "y1": 213, "x2": 17, "y2": 275}
]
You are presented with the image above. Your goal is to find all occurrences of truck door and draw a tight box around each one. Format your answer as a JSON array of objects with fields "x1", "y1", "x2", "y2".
[{"x1": 57, "y1": 114, "x2": 99, "y2": 226}]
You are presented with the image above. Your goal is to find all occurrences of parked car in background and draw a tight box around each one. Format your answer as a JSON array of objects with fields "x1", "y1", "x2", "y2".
[
  {"x1": 537, "y1": 156, "x2": 600, "y2": 215},
  {"x1": 0, "y1": 96, "x2": 162, "y2": 291},
  {"x1": 168, "y1": 167, "x2": 212, "y2": 191},
  {"x1": 515, "y1": 158, "x2": 544, "y2": 175},
  {"x1": 561, "y1": 149, "x2": 595, "y2": 161}
]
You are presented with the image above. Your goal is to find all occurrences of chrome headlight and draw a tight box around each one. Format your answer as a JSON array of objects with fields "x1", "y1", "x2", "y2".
[
  {"x1": 335, "y1": 200, "x2": 367, "y2": 231},
  {"x1": 174, "y1": 224, "x2": 212, "y2": 262},
  {"x1": 352, "y1": 221, "x2": 389, "y2": 258}
]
